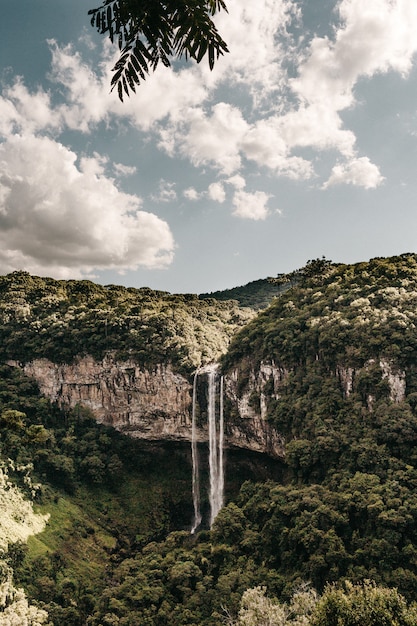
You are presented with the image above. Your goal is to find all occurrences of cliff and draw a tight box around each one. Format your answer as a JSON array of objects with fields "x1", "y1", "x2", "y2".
[
  {"x1": 8, "y1": 350, "x2": 406, "y2": 461},
  {"x1": 12, "y1": 355, "x2": 285, "y2": 458}
]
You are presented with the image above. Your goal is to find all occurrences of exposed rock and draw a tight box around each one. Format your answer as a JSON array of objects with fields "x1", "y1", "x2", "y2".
[
  {"x1": 16, "y1": 355, "x2": 193, "y2": 441},
  {"x1": 224, "y1": 361, "x2": 287, "y2": 458},
  {"x1": 336, "y1": 360, "x2": 406, "y2": 404},
  {"x1": 336, "y1": 366, "x2": 355, "y2": 397},
  {"x1": 9, "y1": 355, "x2": 285, "y2": 458},
  {"x1": 379, "y1": 358, "x2": 406, "y2": 403}
]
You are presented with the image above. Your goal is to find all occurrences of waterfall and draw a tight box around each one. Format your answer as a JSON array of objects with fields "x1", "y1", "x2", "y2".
[
  {"x1": 218, "y1": 375, "x2": 224, "y2": 514},
  {"x1": 191, "y1": 371, "x2": 202, "y2": 534},
  {"x1": 208, "y1": 368, "x2": 224, "y2": 526},
  {"x1": 190, "y1": 366, "x2": 225, "y2": 531}
]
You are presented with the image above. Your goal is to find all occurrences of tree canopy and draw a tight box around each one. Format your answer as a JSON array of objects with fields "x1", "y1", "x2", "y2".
[{"x1": 89, "y1": 0, "x2": 229, "y2": 100}]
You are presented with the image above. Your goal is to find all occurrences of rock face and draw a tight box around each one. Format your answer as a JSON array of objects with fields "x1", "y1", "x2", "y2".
[
  {"x1": 224, "y1": 361, "x2": 287, "y2": 458},
  {"x1": 11, "y1": 355, "x2": 285, "y2": 458},
  {"x1": 19, "y1": 355, "x2": 193, "y2": 441},
  {"x1": 8, "y1": 352, "x2": 405, "y2": 460}
]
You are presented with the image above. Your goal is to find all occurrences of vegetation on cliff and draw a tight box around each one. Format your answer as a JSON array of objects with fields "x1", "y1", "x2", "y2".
[{"x1": 0, "y1": 271, "x2": 253, "y2": 373}]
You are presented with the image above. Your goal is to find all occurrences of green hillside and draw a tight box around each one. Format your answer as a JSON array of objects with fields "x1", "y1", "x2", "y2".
[
  {"x1": 3, "y1": 254, "x2": 417, "y2": 624},
  {"x1": 199, "y1": 277, "x2": 287, "y2": 310},
  {"x1": 0, "y1": 271, "x2": 253, "y2": 373}
]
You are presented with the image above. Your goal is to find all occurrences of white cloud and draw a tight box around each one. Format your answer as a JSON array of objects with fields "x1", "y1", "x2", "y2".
[
  {"x1": 232, "y1": 189, "x2": 271, "y2": 220},
  {"x1": 173, "y1": 103, "x2": 249, "y2": 175},
  {"x1": 213, "y1": 0, "x2": 298, "y2": 103},
  {"x1": 0, "y1": 135, "x2": 174, "y2": 278},
  {"x1": 323, "y1": 157, "x2": 385, "y2": 189},
  {"x1": 226, "y1": 174, "x2": 246, "y2": 190},
  {"x1": 338, "y1": 0, "x2": 417, "y2": 77},
  {"x1": 208, "y1": 182, "x2": 226, "y2": 203},
  {"x1": 183, "y1": 187, "x2": 201, "y2": 201},
  {"x1": 182, "y1": 182, "x2": 225, "y2": 203},
  {"x1": 292, "y1": 0, "x2": 417, "y2": 110},
  {"x1": 151, "y1": 179, "x2": 177, "y2": 203},
  {"x1": 0, "y1": 79, "x2": 61, "y2": 136},
  {"x1": 242, "y1": 117, "x2": 315, "y2": 178},
  {"x1": 48, "y1": 40, "x2": 210, "y2": 133},
  {"x1": 113, "y1": 162, "x2": 137, "y2": 177},
  {"x1": 0, "y1": 0, "x2": 414, "y2": 290}
]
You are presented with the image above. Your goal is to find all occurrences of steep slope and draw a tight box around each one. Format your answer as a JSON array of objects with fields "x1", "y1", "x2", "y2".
[
  {"x1": 222, "y1": 254, "x2": 417, "y2": 438},
  {"x1": 0, "y1": 271, "x2": 285, "y2": 456},
  {"x1": 222, "y1": 254, "x2": 417, "y2": 472}
]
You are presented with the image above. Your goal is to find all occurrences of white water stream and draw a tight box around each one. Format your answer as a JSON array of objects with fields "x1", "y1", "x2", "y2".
[
  {"x1": 191, "y1": 371, "x2": 202, "y2": 534},
  {"x1": 190, "y1": 366, "x2": 225, "y2": 532}
]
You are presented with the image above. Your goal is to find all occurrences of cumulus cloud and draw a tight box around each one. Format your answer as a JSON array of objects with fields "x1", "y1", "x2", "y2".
[
  {"x1": 232, "y1": 189, "x2": 271, "y2": 220},
  {"x1": 293, "y1": 0, "x2": 417, "y2": 109},
  {"x1": 207, "y1": 182, "x2": 226, "y2": 203},
  {"x1": 113, "y1": 162, "x2": 137, "y2": 177},
  {"x1": 0, "y1": 79, "x2": 61, "y2": 136},
  {"x1": 213, "y1": 0, "x2": 298, "y2": 102},
  {"x1": 226, "y1": 174, "x2": 246, "y2": 190},
  {"x1": 289, "y1": 0, "x2": 417, "y2": 159},
  {"x1": 182, "y1": 182, "x2": 225, "y2": 204},
  {"x1": 27, "y1": 0, "x2": 413, "y2": 193},
  {"x1": 0, "y1": 135, "x2": 174, "y2": 278},
  {"x1": 48, "y1": 39, "x2": 209, "y2": 133},
  {"x1": 171, "y1": 103, "x2": 249, "y2": 175},
  {"x1": 141, "y1": 0, "x2": 416, "y2": 188},
  {"x1": 323, "y1": 157, "x2": 385, "y2": 189}
]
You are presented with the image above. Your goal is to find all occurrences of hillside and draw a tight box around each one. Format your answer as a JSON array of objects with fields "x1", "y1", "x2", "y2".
[
  {"x1": 199, "y1": 277, "x2": 287, "y2": 310},
  {"x1": 3, "y1": 254, "x2": 417, "y2": 624},
  {"x1": 0, "y1": 271, "x2": 254, "y2": 373}
]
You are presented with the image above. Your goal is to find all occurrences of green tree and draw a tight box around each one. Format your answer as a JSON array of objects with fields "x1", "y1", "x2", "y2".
[
  {"x1": 311, "y1": 580, "x2": 417, "y2": 626},
  {"x1": 89, "y1": 0, "x2": 229, "y2": 100}
]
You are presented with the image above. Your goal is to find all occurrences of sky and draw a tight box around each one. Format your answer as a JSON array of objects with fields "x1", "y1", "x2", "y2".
[{"x1": 1, "y1": 0, "x2": 417, "y2": 294}]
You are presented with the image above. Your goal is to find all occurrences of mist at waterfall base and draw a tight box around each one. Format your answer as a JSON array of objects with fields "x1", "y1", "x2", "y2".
[{"x1": 191, "y1": 366, "x2": 224, "y2": 533}]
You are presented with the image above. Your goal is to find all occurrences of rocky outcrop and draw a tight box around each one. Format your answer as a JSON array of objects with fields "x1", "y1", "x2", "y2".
[
  {"x1": 224, "y1": 360, "x2": 287, "y2": 458},
  {"x1": 9, "y1": 355, "x2": 285, "y2": 458},
  {"x1": 16, "y1": 356, "x2": 193, "y2": 441},
  {"x1": 379, "y1": 358, "x2": 406, "y2": 403},
  {"x1": 336, "y1": 359, "x2": 406, "y2": 404}
]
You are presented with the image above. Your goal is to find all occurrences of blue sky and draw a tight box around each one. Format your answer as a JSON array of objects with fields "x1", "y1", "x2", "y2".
[{"x1": 1, "y1": 0, "x2": 417, "y2": 294}]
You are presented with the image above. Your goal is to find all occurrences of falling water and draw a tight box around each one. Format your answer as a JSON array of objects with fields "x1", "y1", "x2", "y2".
[
  {"x1": 191, "y1": 370, "x2": 202, "y2": 534},
  {"x1": 190, "y1": 365, "x2": 225, "y2": 532},
  {"x1": 208, "y1": 368, "x2": 224, "y2": 526},
  {"x1": 218, "y1": 375, "x2": 224, "y2": 514}
]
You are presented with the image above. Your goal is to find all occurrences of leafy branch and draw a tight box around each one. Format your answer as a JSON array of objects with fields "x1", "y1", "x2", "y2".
[{"x1": 89, "y1": 0, "x2": 229, "y2": 100}]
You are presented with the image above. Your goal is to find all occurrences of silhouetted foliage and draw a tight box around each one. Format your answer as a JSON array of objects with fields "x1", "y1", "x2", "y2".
[{"x1": 89, "y1": 0, "x2": 229, "y2": 100}]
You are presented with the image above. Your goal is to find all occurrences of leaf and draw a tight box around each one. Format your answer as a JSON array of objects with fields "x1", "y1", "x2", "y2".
[
  {"x1": 117, "y1": 80, "x2": 123, "y2": 101},
  {"x1": 208, "y1": 43, "x2": 215, "y2": 70},
  {"x1": 130, "y1": 52, "x2": 146, "y2": 80}
]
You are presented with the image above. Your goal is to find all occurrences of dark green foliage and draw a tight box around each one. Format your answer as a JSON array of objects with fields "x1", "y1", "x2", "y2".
[
  {"x1": 0, "y1": 271, "x2": 252, "y2": 373},
  {"x1": 200, "y1": 277, "x2": 288, "y2": 310},
  {"x1": 88, "y1": 0, "x2": 229, "y2": 100},
  {"x1": 223, "y1": 253, "x2": 417, "y2": 371}
]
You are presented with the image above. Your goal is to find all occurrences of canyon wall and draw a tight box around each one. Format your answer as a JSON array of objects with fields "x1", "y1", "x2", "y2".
[
  {"x1": 10, "y1": 355, "x2": 285, "y2": 458},
  {"x1": 9, "y1": 354, "x2": 404, "y2": 460}
]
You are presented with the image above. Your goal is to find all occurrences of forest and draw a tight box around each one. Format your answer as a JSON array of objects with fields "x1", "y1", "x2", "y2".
[{"x1": 2, "y1": 254, "x2": 417, "y2": 624}]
